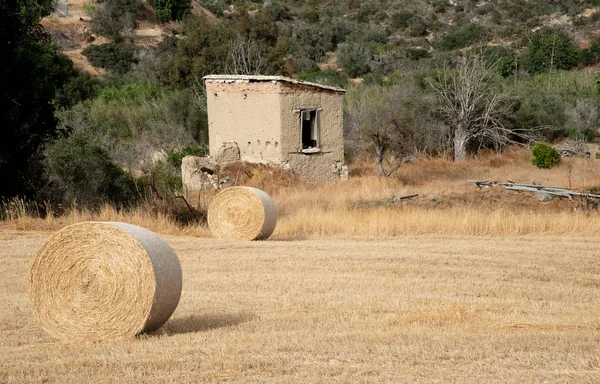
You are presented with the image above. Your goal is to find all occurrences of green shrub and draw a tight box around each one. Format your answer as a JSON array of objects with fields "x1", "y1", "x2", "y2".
[
  {"x1": 91, "y1": 0, "x2": 141, "y2": 42},
  {"x1": 298, "y1": 69, "x2": 349, "y2": 89},
  {"x1": 196, "y1": 0, "x2": 227, "y2": 16},
  {"x1": 82, "y1": 43, "x2": 137, "y2": 74},
  {"x1": 168, "y1": 145, "x2": 208, "y2": 168},
  {"x1": 526, "y1": 28, "x2": 582, "y2": 74},
  {"x1": 45, "y1": 132, "x2": 137, "y2": 208},
  {"x1": 408, "y1": 17, "x2": 428, "y2": 37},
  {"x1": 336, "y1": 42, "x2": 372, "y2": 78},
  {"x1": 149, "y1": 0, "x2": 191, "y2": 23},
  {"x1": 138, "y1": 160, "x2": 182, "y2": 197},
  {"x1": 406, "y1": 48, "x2": 432, "y2": 61},
  {"x1": 568, "y1": 127, "x2": 597, "y2": 142},
  {"x1": 391, "y1": 12, "x2": 414, "y2": 30},
  {"x1": 362, "y1": 72, "x2": 384, "y2": 86},
  {"x1": 437, "y1": 23, "x2": 488, "y2": 51},
  {"x1": 98, "y1": 80, "x2": 160, "y2": 104},
  {"x1": 531, "y1": 142, "x2": 561, "y2": 168},
  {"x1": 595, "y1": 151, "x2": 600, "y2": 159}
]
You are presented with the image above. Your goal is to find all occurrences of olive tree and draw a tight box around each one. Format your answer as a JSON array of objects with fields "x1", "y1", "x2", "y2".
[{"x1": 345, "y1": 82, "x2": 445, "y2": 176}]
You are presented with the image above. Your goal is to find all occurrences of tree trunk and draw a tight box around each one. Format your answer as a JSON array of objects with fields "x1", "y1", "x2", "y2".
[
  {"x1": 453, "y1": 125, "x2": 468, "y2": 161},
  {"x1": 375, "y1": 144, "x2": 386, "y2": 176}
]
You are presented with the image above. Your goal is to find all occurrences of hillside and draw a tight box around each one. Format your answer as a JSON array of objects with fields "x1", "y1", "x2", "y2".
[
  {"x1": 6, "y1": 0, "x2": 600, "y2": 218},
  {"x1": 43, "y1": 0, "x2": 600, "y2": 76}
]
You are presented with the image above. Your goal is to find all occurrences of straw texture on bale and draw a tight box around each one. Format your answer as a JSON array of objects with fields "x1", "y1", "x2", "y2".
[
  {"x1": 29, "y1": 222, "x2": 182, "y2": 342},
  {"x1": 208, "y1": 186, "x2": 277, "y2": 240}
]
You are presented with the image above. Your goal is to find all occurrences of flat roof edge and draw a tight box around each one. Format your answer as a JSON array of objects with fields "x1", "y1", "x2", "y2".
[{"x1": 203, "y1": 75, "x2": 346, "y2": 93}]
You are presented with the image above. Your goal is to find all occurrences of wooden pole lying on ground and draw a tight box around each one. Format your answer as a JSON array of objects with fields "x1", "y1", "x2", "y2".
[{"x1": 468, "y1": 180, "x2": 600, "y2": 201}]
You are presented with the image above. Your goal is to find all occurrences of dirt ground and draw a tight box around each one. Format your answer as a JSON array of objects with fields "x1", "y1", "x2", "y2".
[{"x1": 1, "y1": 230, "x2": 599, "y2": 383}]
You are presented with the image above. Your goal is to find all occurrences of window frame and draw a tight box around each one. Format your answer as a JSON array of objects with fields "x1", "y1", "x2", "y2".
[{"x1": 295, "y1": 107, "x2": 322, "y2": 154}]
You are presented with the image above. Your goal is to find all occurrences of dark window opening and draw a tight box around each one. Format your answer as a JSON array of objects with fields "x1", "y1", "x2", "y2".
[{"x1": 301, "y1": 110, "x2": 319, "y2": 150}]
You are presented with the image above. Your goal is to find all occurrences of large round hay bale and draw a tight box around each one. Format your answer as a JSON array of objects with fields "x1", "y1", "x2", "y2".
[
  {"x1": 208, "y1": 186, "x2": 277, "y2": 240},
  {"x1": 29, "y1": 222, "x2": 182, "y2": 342}
]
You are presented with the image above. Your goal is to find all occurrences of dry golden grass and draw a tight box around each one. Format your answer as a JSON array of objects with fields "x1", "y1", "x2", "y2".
[
  {"x1": 3, "y1": 147, "x2": 600, "y2": 239},
  {"x1": 0, "y1": 201, "x2": 210, "y2": 237},
  {"x1": 1, "y1": 233, "x2": 600, "y2": 382},
  {"x1": 2, "y1": 148, "x2": 600, "y2": 382}
]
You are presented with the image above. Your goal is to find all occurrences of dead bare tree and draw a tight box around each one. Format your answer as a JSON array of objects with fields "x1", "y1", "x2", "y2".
[
  {"x1": 191, "y1": 75, "x2": 208, "y2": 114},
  {"x1": 225, "y1": 35, "x2": 269, "y2": 75},
  {"x1": 428, "y1": 53, "x2": 512, "y2": 161}
]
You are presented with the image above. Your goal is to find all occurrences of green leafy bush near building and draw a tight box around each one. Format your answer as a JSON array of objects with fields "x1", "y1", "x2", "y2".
[{"x1": 531, "y1": 143, "x2": 561, "y2": 169}]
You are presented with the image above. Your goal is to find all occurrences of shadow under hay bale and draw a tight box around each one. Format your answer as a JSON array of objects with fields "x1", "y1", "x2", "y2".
[
  {"x1": 158, "y1": 312, "x2": 254, "y2": 335},
  {"x1": 29, "y1": 222, "x2": 182, "y2": 342}
]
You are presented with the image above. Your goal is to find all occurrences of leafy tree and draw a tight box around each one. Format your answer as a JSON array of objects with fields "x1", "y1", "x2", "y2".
[
  {"x1": 336, "y1": 42, "x2": 372, "y2": 78},
  {"x1": 589, "y1": 34, "x2": 600, "y2": 61},
  {"x1": 91, "y1": 0, "x2": 142, "y2": 42},
  {"x1": 0, "y1": 0, "x2": 75, "y2": 199},
  {"x1": 345, "y1": 82, "x2": 445, "y2": 176},
  {"x1": 45, "y1": 132, "x2": 137, "y2": 208},
  {"x1": 437, "y1": 23, "x2": 489, "y2": 51},
  {"x1": 526, "y1": 28, "x2": 581, "y2": 74},
  {"x1": 82, "y1": 43, "x2": 138, "y2": 74},
  {"x1": 299, "y1": 69, "x2": 350, "y2": 89},
  {"x1": 163, "y1": 13, "x2": 286, "y2": 84},
  {"x1": 168, "y1": 144, "x2": 208, "y2": 168},
  {"x1": 391, "y1": 12, "x2": 415, "y2": 30},
  {"x1": 149, "y1": 0, "x2": 191, "y2": 23}
]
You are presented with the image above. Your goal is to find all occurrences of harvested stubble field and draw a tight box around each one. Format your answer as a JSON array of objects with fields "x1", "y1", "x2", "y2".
[
  {"x1": 2, "y1": 149, "x2": 600, "y2": 382},
  {"x1": 1, "y1": 232, "x2": 600, "y2": 383}
]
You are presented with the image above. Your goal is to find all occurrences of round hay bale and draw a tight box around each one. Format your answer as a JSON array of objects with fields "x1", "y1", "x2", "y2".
[
  {"x1": 208, "y1": 186, "x2": 277, "y2": 240},
  {"x1": 29, "y1": 222, "x2": 182, "y2": 342}
]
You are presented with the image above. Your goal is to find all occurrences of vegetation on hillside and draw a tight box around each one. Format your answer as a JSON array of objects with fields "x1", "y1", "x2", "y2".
[{"x1": 4, "y1": 0, "x2": 600, "y2": 221}]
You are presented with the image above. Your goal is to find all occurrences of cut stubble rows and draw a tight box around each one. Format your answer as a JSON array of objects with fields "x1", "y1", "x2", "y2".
[{"x1": 1, "y1": 232, "x2": 599, "y2": 383}]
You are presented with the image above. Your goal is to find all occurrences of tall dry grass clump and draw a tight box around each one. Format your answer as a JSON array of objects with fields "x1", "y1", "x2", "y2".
[
  {"x1": 3, "y1": 148, "x2": 600, "y2": 238},
  {"x1": 0, "y1": 198, "x2": 210, "y2": 237}
]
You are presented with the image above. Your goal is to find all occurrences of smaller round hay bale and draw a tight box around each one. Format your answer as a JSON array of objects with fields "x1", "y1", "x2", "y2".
[
  {"x1": 208, "y1": 186, "x2": 277, "y2": 240},
  {"x1": 29, "y1": 222, "x2": 182, "y2": 342}
]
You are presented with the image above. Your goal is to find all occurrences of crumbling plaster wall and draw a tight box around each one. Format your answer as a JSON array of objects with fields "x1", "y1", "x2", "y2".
[
  {"x1": 279, "y1": 85, "x2": 345, "y2": 181},
  {"x1": 205, "y1": 80, "x2": 283, "y2": 164}
]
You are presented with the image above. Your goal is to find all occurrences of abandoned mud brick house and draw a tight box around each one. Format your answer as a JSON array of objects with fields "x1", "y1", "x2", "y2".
[{"x1": 203, "y1": 75, "x2": 347, "y2": 181}]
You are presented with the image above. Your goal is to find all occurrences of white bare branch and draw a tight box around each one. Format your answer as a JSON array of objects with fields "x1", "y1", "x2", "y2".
[{"x1": 428, "y1": 53, "x2": 518, "y2": 161}]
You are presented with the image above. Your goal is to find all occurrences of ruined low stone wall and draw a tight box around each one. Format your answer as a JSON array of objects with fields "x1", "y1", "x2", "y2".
[{"x1": 181, "y1": 156, "x2": 219, "y2": 198}]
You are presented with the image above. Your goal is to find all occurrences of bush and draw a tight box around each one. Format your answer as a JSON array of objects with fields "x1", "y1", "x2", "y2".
[
  {"x1": 362, "y1": 72, "x2": 384, "y2": 86},
  {"x1": 336, "y1": 42, "x2": 372, "y2": 78},
  {"x1": 531, "y1": 142, "x2": 561, "y2": 168},
  {"x1": 298, "y1": 69, "x2": 349, "y2": 89},
  {"x1": 91, "y1": 0, "x2": 141, "y2": 42},
  {"x1": 391, "y1": 12, "x2": 414, "y2": 30},
  {"x1": 406, "y1": 48, "x2": 432, "y2": 61},
  {"x1": 526, "y1": 28, "x2": 581, "y2": 74},
  {"x1": 408, "y1": 17, "x2": 428, "y2": 37},
  {"x1": 568, "y1": 127, "x2": 596, "y2": 142},
  {"x1": 54, "y1": 71, "x2": 102, "y2": 109},
  {"x1": 82, "y1": 43, "x2": 137, "y2": 74},
  {"x1": 168, "y1": 145, "x2": 208, "y2": 168},
  {"x1": 437, "y1": 23, "x2": 488, "y2": 51},
  {"x1": 149, "y1": 0, "x2": 191, "y2": 23},
  {"x1": 138, "y1": 160, "x2": 182, "y2": 197},
  {"x1": 45, "y1": 132, "x2": 138, "y2": 208}
]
